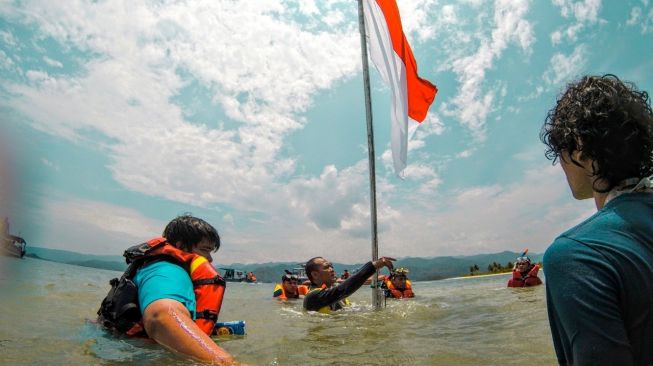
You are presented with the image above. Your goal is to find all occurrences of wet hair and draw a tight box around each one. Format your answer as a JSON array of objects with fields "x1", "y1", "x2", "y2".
[
  {"x1": 305, "y1": 257, "x2": 324, "y2": 284},
  {"x1": 541, "y1": 74, "x2": 653, "y2": 193},
  {"x1": 163, "y1": 214, "x2": 220, "y2": 253}
]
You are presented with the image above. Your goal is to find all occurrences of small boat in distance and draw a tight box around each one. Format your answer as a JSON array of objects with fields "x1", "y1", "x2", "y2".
[
  {"x1": 288, "y1": 264, "x2": 309, "y2": 285},
  {"x1": 1, "y1": 234, "x2": 26, "y2": 258},
  {"x1": 220, "y1": 268, "x2": 257, "y2": 283}
]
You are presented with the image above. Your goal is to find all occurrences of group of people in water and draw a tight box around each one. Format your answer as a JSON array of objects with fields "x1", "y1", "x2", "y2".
[
  {"x1": 96, "y1": 74, "x2": 653, "y2": 366},
  {"x1": 273, "y1": 265, "x2": 415, "y2": 303}
]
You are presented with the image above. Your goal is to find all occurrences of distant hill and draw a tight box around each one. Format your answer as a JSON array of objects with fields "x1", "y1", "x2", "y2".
[
  {"x1": 25, "y1": 246, "x2": 542, "y2": 282},
  {"x1": 26, "y1": 246, "x2": 127, "y2": 272}
]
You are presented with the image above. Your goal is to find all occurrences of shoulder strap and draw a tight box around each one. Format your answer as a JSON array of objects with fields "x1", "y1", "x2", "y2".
[{"x1": 123, "y1": 255, "x2": 187, "y2": 279}]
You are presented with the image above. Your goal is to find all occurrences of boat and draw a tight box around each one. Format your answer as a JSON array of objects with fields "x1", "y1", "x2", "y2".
[
  {"x1": 1, "y1": 234, "x2": 26, "y2": 258},
  {"x1": 220, "y1": 268, "x2": 257, "y2": 283},
  {"x1": 288, "y1": 264, "x2": 309, "y2": 285}
]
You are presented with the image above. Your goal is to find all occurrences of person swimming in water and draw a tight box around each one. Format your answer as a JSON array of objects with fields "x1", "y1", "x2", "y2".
[
  {"x1": 302, "y1": 256, "x2": 395, "y2": 313},
  {"x1": 507, "y1": 255, "x2": 542, "y2": 288},
  {"x1": 340, "y1": 269, "x2": 350, "y2": 280},
  {"x1": 381, "y1": 268, "x2": 415, "y2": 298},
  {"x1": 273, "y1": 274, "x2": 308, "y2": 300},
  {"x1": 97, "y1": 214, "x2": 243, "y2": 365}
]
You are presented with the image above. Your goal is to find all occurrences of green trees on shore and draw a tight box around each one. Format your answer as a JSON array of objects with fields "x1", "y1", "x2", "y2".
[
  {"x1": 468, "y1": 261, "x2": 513, "y2": 276},
  {"x1": 468, "y1": 261, "x2": 543, "y2": 276}
]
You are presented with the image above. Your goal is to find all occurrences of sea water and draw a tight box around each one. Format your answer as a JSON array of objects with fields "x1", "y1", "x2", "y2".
[{"x1": 0, "y1": 256, "x2": 556, "y2": 365}]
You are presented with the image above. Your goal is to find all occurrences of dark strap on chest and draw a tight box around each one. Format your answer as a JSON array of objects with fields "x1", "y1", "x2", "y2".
[{"x1": 192, "y1": 275, "x2": 226, "y2": 287}]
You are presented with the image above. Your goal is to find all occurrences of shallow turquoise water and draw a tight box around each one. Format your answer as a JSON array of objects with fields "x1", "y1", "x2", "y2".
[{"x1": 0, "y1": 256, "x2": 556, "y2": 365}]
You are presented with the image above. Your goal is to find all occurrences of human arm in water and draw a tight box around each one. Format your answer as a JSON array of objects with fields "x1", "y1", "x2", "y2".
[
  {"x1": 304, "y1": 257, "x2": 394, "y2": 311},
  {"x1": 143, "y1": 299, "x2": 240, "y2": 365}
]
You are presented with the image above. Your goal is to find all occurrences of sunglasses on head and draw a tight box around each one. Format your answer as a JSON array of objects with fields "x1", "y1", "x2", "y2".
[{"x1": 282, "y1": 274, "x2": 298, "y2": 282}]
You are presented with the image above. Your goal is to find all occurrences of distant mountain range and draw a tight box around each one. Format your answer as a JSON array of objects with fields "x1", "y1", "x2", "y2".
[{"x1": 25, "y1": 246, "x2": 542, "y2": 282}]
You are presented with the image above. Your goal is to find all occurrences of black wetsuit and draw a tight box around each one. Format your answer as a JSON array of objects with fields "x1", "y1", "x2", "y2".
[{"x1": 303, "y1": 262, "x2": 376, "y2": 312}]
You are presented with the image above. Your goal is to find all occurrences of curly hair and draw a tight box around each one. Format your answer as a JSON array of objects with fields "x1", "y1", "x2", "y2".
[
  {"x1": 540, "y1": 74, "x2": 653, "y2": 193},
  {"x1": 163, "y1": 214, "x2": 220, "y2": 253}
]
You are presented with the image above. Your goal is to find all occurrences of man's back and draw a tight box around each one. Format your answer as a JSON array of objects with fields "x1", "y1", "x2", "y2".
[{"x1": 544, "y1": 192, "x2": 653, "y2": 366}]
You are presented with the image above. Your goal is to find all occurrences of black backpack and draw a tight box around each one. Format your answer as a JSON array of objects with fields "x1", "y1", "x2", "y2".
[
  {"x1": 96, "y1": 260, "x2": 144, "y2": 334},
  {"x1": 96, "y1": 241, "x2": 185, "y2": 335}
]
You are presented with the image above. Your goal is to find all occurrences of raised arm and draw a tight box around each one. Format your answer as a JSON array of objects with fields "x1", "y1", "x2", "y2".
[{"x1": 304, "y1": 257, "x2": 395, "y2": 311}]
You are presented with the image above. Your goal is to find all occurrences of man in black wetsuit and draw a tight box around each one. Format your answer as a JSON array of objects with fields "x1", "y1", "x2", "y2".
[{"x1": 303, "y1": 256, "x2": 395, "y2": 313}]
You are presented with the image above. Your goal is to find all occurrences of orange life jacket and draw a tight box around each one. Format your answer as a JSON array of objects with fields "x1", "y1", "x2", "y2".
[
  {"x1": 507, "y1": 264, "x2": 542, "y2": 287},
  {"x1": 273, "y1": 284, "x2": 308, "y2": 300},
  {"x1": 385, "y1": 277, "x2": 415, "y2": 298},
  {"x1": 123, "y1": 237, "x2": 226, "y2": 336}
]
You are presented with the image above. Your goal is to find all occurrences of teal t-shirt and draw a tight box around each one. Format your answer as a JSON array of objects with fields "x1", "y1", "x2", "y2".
[
  {"x1": 133, "y1": 260, "x2": 196, "y2": 319},
  {"x1": 544, "y1": 192, "x2": 653, "y2": 366}
]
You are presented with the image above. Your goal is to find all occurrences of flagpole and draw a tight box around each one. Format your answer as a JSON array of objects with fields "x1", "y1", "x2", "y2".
[{"x1": 357, "y1": 0, "x2": 382, "y2": 311}]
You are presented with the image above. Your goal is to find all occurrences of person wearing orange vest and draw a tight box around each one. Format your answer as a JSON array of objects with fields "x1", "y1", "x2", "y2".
[
  {"x1": 97, "y1": 215, "x2": 242, "y2": 365},
  {"x1": 246, "y1": 272, "x2": 257, "y2": 283},
  {"x1": 340, "y1": 269, "x2": 350, "y2": 280},
  {"x1": 507, "y1": 256, "x2": 542, "y2": 287},
  {"x1": 273, "y1": 274, "x2": 308, "y2": 300},
  {"x1": 383, "y1": 268, "x2": 415, "y2": 298}
]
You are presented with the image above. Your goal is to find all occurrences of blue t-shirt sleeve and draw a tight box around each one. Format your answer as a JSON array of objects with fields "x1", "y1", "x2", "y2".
[
  {"x1": 544, "y1": 237, "x2": 633, "y2": 366},
  {"x1": 133, "y1": 261, "x2": 196, "y2": 319}
]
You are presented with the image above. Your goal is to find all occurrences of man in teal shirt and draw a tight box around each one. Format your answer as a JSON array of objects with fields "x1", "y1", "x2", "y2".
[
  {"x1": 134, "y1": 260, "x2": 196, "y2": 319},
  {"x1": 540, "y1": 74, "x2": 653, "y2": 365},
  {"x1": 100, "y1": 214, "x2": 241, "y2": 365}
]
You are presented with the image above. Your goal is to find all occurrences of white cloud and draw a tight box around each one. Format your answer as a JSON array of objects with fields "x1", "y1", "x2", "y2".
[
  {"x1": 626, "y1": 4, "x2": 653, "y2": 34},
  {"x1": 457, "y1": 149, "x2": 474, "y2": 158},
  {"x1": 227, "y1": 162, "x2": 590, "y2": 263},
  {"x1": 550, "y1": 0, "x2": 603, "y2": 44},
  {"x1": 282, "y1": 163, "x2": 369, "y2": 232},
  {"x1": 35, "y1": 197, "x2": 165, "y2": 254},
  {"x1": 407, "y1": 113, "x2": 446, "y2": 153},
  {"x1": 628, "y1": 7, "x2": 642, "y2": 25},
  {"x1": 644, "y1": 7, "x2": 653, "y2": 34},
  {"x1": 442, "y1": 0, "x2": 534, "y2": 142},
  {"x1": 222, "y1": 213, "x2": 234, "y2": 226},
  {"x1": 403, "y1": 164, "x2": 442, "y2": 195},
  {"x1": 552, "y1": 0, "x2": 601, "y2": 22},
  {"x1": 0, "y1": 0, "x2": 611, "y2": 265},
  {"x1": 395, "y1": 0, "x2": 439, "y2": 42},
  {"x1": 0, "y1": 30, "x2": 18, "y2": 47},
  {"x1": 0, "y1": 49, "x2": 14, "y2": 70},
  {"x1": 373, "y1": 164, "x2": 595, "y2": 258},
  {"x1": 440, "y1": 5, "x2": 459, "y2": 26},
  {"x1": 43, "y1": 56, "x2": 63, "y2": 68},
  {"x1": 544, "y1": 44, "x2": 587, "y2": 85},
  {"x1": 41, "y1": 158, "x2": 59, "y2": 171},
  {"x1": 298, "y1": 0, "x2": 319, "y2": 16},
  {"x1": 1, "y1": 0, "x2": 361, "y2": 214}
]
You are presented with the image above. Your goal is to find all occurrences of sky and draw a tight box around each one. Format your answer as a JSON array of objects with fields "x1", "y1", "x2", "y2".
[{"x1": 1, "y1": 0, "x2": 652, "y2": 264}]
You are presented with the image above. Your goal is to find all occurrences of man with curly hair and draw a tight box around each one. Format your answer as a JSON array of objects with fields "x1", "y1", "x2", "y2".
[{"x1": 540, "y1": 74, "x2": 653, "y2": 366}]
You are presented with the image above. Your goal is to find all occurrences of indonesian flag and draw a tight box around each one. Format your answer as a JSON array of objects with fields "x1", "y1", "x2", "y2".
[{"x1": 363, "y1": 0, "x2": 438, "y2": 175}]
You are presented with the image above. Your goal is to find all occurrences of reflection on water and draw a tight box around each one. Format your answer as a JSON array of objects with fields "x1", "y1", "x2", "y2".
[{"x1": 0, "y1": 257, "x2": 555, "y2": 365}]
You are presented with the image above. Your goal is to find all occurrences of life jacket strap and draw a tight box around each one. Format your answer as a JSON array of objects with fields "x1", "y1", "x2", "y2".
[
  {"x1": 196, "y1": 309, "x2": 218, "y2": 322},
  {"x1": 192, "y1": 275, "x2": 226, "y2": 287}
]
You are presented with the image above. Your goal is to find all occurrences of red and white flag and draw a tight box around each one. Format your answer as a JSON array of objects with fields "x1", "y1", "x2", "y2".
[{"x1": 363, "y1": 0, "x2": 438, "y2": 175}]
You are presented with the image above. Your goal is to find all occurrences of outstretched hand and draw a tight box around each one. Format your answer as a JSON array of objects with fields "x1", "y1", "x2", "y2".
[{"x1": 372, "y1": 256, "x2": 396, "y2": 271}]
